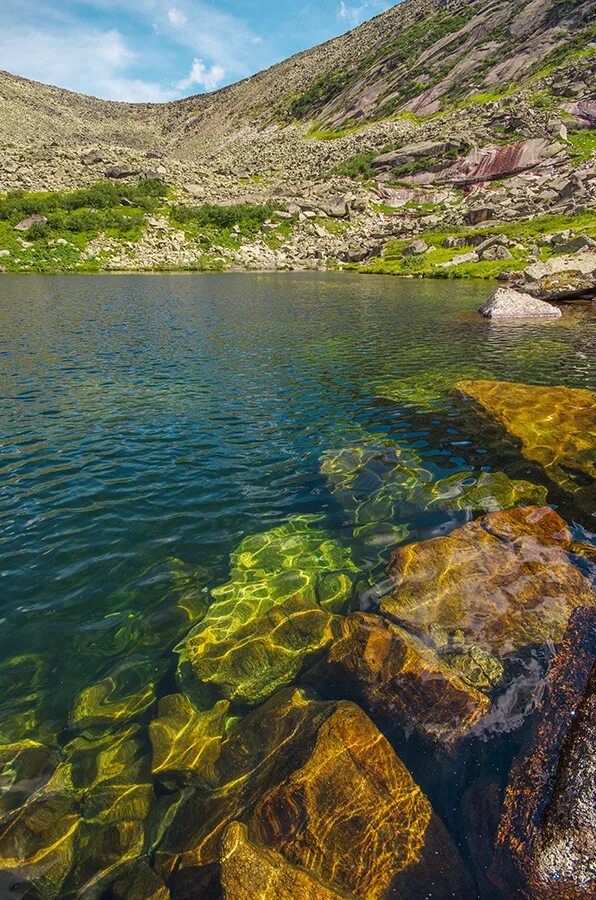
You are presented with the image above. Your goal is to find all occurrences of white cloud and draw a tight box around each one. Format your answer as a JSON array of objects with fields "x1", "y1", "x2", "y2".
[
  {"x1": 0, "y1": 24, "x2": 174, "y2": 101},
  {"x1": 338, "y1": 1, "x2": 390, "y2": 27},
  {"x1": 167, "y1": 7, "x2": 187, "y2": 28},
  {"x1": 177, "y1": 58, "x2": 225, "y2": 93}
]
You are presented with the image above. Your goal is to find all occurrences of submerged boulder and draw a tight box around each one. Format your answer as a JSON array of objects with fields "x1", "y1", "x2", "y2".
[
  {"x1": 220, "y1": 822, "x2": 347, "y2": 899},
  {"x1": 415, "y1": 470, "x2": 548, "y2": 514},
  {"x1": 309, "y1": 613, "x2": 490, "y2": 744},
  {"x1": 381, "y1": 506, "x2": 595, "y2": 658},
  {"x1": 156, "y1": 687, "x2": 472, "y2": 897},
  {"x1": 478, "y1": 287, "x2": 561, "y2": 319},
  {"x1": 491, "y1": 607, "x2": 596, "y2": 897},
  {"x1": 457, "y1": 380, "x2": 596, "y2": 496},
  {"x1": 70, "y1": 659, "x2": 155, "y2": 730},
  {"x1": 176, "y1": 515, "x2": 356, "y2": 706},
  {"x1": 149, "y1": 694, "x2": 229, "y2": 788}
]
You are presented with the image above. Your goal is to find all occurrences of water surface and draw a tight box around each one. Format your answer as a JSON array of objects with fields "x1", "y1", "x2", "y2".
[{"x1": 0, "y1": 273, "x2": 594, "y2": 896}]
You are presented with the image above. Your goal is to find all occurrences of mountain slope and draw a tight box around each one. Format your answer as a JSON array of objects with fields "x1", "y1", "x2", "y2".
[{"x1": 0, "y1": 0, "x2": 594, "y2": 275}]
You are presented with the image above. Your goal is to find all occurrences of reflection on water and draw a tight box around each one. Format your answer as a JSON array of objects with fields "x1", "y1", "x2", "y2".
[{"x1": 0, "y1": 273, "x2": 594, "y2": 898}]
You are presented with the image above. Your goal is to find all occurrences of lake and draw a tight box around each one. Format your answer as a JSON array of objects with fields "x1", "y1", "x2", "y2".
[{"x1": 0, "y1": 272, "x2": 594, "y2": 898}]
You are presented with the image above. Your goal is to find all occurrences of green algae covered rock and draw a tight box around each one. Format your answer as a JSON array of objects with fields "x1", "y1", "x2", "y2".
[
  {"x1": 70, "y1": 659, "x2": 156, "y2": 730},
  {"x1": 149, "y1": 694, "x2": 230, "y2": 789},
  {"x1": 415, "y1": 470, "x2": 548, "y2": 514},
  {"x1": 176, "y1": 516, "x2": 357, "y2": 706}
]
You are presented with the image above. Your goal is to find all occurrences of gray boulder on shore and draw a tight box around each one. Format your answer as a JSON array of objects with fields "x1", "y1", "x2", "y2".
[{"x1": 479, "y1": 287, "x2": 561, "y2": 319}]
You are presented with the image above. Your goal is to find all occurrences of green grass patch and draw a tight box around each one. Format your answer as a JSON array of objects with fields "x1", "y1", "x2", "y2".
[
  {"x1": 359, "y1": 210, "x2": 596, "y2": 279},
  {"x1": 567, "y1": 130, "x2": 596, "y2": 163}
]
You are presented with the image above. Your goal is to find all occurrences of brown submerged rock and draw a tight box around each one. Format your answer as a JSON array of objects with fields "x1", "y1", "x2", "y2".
[
  {"x1": 457, "y1": 380, "x2": 596, "y2": 496},
  {"x1": 309, "y1": 612, "x2": 490, "y2": 745},
  {"x1": 381, "y1": 506, "x2": 595, "y2": 657},
  {"x1": 220, "y1": 822, "x2": 348, "y2": 899},
  {"x1": 491, "y1": 607, "x2": 596, "y2": 898},
  {"x1": 156, "y1": 688, "x2": 472, "y2": 898}
]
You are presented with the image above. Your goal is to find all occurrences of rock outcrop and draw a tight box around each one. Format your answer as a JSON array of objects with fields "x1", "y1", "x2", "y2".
[
  {"x1": 491, "y1": 607, "x2": 596, "y2": 897},
  {"x1": 478, "y1": 287, "x2": 562, "y2": 319}
]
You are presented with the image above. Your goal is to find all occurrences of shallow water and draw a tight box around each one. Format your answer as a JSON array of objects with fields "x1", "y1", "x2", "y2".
[{"x1": 0, "y1": 273, "x2": 594, "y2": 897}]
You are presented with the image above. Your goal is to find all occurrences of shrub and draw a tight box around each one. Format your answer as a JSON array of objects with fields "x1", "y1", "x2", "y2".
[{"x1": 170, "y1": 202, "x2": 277, "y2": 231}]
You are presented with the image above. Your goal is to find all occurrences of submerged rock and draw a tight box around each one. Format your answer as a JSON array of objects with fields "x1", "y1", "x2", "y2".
[
  {"x1": 478, "y1": 287, "x2": 561, "y2": 319},
  {"x1": 70, "y1": 659, "x2": 155, "y2": 730},
  {"x1": 309, "y1": 612, "x2": 490, "y2": 744},
  {"x1": 149, "y1": 694, "x2": 229, "y2": 788},
  {"x1": 220, "y1": 822, "x2": 347, "y2": 899},
  {"x1": 156, "y1": 687, "x2": 472, "y2": 897},
  {"x1": 492, "y1": 607, "x2": 596, "y2": 897},
  {"x1": 377, "y1": 364, "x2": 492, "y2": 411},
  {"x1": 381, "y1": 506, "x2": 595, "y2": 658},
  {"x1": 415, "y1": 470, "x2": 548, "y2": 514},
  {"x1": 176, "y1": 515, "x2": 355, "y2": 705},
  {"x1": 457, "y1": 380, "x2": 596, "y2": 496}
]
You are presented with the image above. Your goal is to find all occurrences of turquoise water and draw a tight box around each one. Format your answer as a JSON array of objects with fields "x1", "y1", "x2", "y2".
[{"x1": 0, "y1": 272, "x2": 594, "y2": 897}]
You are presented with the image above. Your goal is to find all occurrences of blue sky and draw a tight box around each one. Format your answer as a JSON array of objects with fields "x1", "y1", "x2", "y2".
[{"x1": 0, "y1": 1, "x2": 393, "y2": 102}]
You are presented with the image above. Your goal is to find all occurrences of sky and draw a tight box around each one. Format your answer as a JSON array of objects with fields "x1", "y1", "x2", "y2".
[{"x1": 0, "y1": 1, "x2": 393, "y2": 103}]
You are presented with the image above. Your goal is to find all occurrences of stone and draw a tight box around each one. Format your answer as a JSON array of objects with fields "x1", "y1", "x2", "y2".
[
  {"x1": 247, "y1": 699, "x2": 473, "y2": 898},
  {"x1": 491, "y1": 607, "x2": 596, "y2": 897},
  {"x1": 112, "y1": 861, "x2": 169, "y2": 900},
  {"x1": 553, "y1": 234, "x2": 595, "y2": 254},
  {"x1": 440, "y1": 139, "x2": 561, "y2": 185},
  {"x1": 105, "y1": 166, "x2": 137, "y2": 179},
  {"x1": 0, "y1": 741, "x2": 58, "y2": 819},
  {"x1": 381, "y1": 506, "x2": 595, "y2": 658},
  {"x1": 0, "y1": 250, "x2": 10, "y2": 257},
  {"x1": 439, "y1": 250, "x2": 479, "y2": 267},
  {"x1": 403, "y1": 239, "x2": 428, "y2": 256},
  {"x1": 81, "y1": 152, "x2": 103, "y2": 165},
  {"x1": 478, "y1": 287, "x2": 561, "y2": 319},
  {"x1": 175, "y1": 515, "x2": 355, "y2": 706},
  {"x1": 465, "y1": 207, "x2": 496, "y2": 225},
  {"x1": 149, "y1": 694, "x2": 229, "y2": 788},
  {"x1": 457, "y1": 380, "x2": 596, "y2": 495},
  {"x1": 156, "y1": 688, "x2": 473, "y2": 898},
  {"x1": 523, "y1": 251, "x2": 596, "y2": 282},
  {"x1": 220, "y1": 822, "x2": 347, "y2": 899},
  {"x1": 480, "y1": 244, "x2": 513, "y2": 261},
  {"x1": 15, "y1": 214, "x2": 48, "y2": 231},
  {"x1": 0, "y1": 792, "x2": 80, "y2": 899},
  {"x1": 309, "y1": 613, "x2": 490, "y2": 744}
]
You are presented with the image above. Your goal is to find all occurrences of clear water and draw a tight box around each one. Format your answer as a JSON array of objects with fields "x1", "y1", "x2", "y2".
[{"x1": 0, "y1": 272, "x2": 594, "y2": 897}]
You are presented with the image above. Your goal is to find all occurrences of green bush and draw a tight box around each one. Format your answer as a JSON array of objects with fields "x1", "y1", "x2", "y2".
[
  {"x1": 0, "y1": 179, "x2": 167, "y2": 222},
  {"x1": 170, "y1": 202, "x2": 277, "y2": 231},
  {"x1": 332, "y1": 152, "x2": 377, "y2": 179}
]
